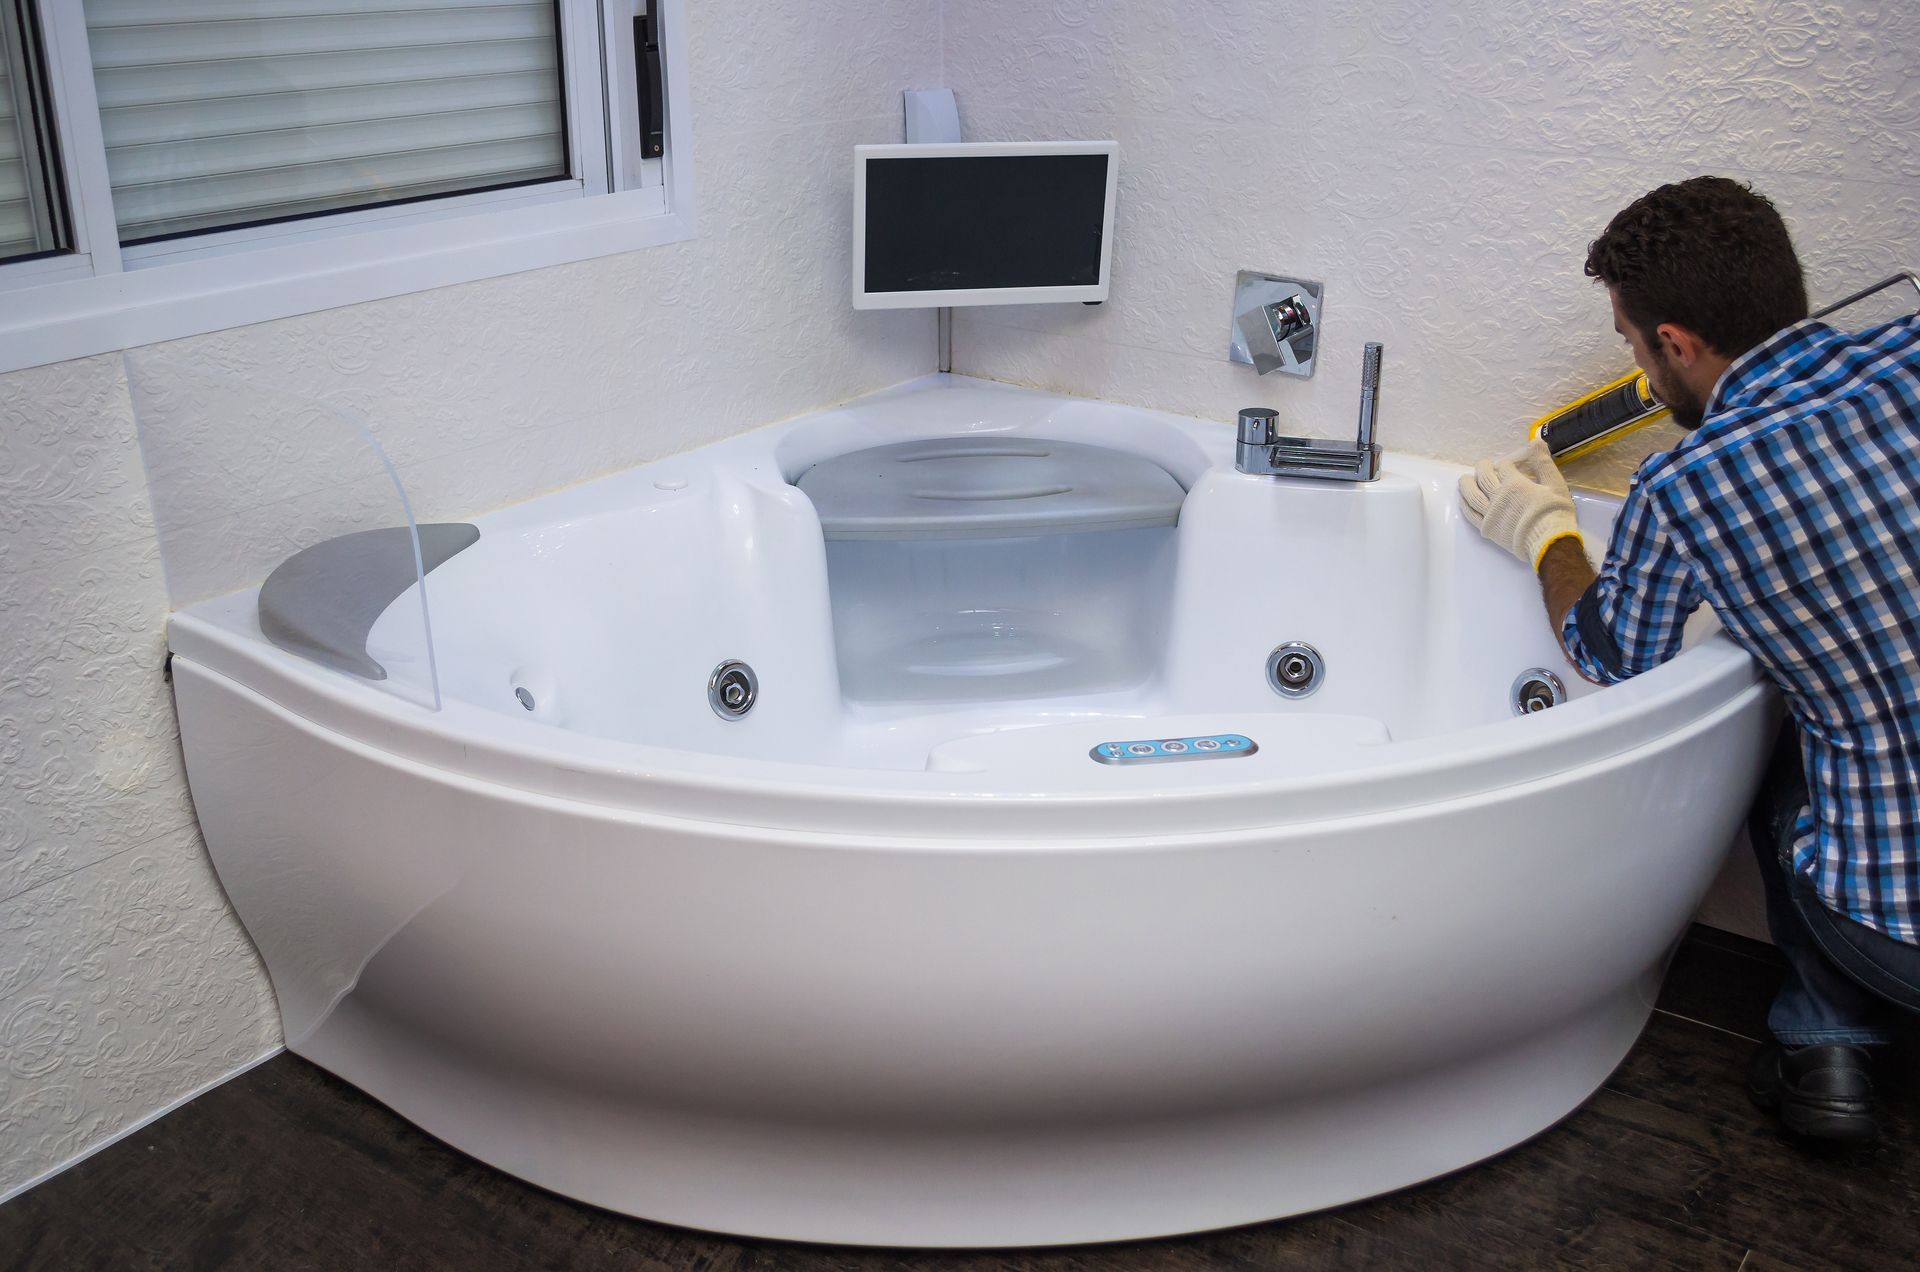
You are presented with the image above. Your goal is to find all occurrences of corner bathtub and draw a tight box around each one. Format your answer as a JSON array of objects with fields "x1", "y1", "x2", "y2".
[{"x1": 169, "y1": 375, "x2": 1774, "y2": 1247}]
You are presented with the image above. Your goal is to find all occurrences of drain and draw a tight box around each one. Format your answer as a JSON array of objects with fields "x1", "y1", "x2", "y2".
[
  {"x1": 514, "y1": 686, "x2": 536, "y2": 711},
  {"x1": 1266, "y1": 642, "x2": 1324, "y2": 699},
  {"x1": 1511, "y1": 668, "x2": 1566, "y2": 716},
  {"x1": 708, "y1": 660, "x2": 759, "y2": 719}
]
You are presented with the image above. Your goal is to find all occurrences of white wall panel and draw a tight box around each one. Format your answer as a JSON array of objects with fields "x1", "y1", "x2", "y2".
[{"x1": 0, "y1": 823, "x2": 280, "y2": 1197}]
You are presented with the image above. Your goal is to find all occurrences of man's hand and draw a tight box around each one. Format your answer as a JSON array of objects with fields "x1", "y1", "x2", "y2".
[{"x1": 1458, "y1": 437, "x2": 1583, "y2": 570}]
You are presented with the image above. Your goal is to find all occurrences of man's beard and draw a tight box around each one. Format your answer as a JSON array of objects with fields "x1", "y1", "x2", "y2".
[{"x1": 1646, "y1": 350, "x2": 1709, "y2": 430}]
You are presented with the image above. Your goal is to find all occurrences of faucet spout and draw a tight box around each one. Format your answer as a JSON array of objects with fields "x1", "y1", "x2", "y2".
[{"x1": 1234, "y1": 341, "x2": 1385, "y2": 482}]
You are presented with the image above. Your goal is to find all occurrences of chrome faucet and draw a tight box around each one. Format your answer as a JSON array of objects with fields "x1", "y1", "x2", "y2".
[{"x1": 1235, "y1": 342, "x2": 1383, "y2": 482}]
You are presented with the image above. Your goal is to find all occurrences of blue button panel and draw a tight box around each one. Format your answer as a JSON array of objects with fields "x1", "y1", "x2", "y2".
[{"x1": 1088, "y1": 733, "x2": 1260, "y2": 765}]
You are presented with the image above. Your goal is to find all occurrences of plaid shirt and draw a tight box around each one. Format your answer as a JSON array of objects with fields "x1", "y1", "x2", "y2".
[{"x1": 1562, "y1": 313, "x2": 1920, "y2": 944}]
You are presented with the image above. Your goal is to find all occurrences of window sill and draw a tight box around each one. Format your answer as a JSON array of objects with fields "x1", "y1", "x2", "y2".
[{"x1": 0, "y1": 182, "x2": 693, "y2": 375}]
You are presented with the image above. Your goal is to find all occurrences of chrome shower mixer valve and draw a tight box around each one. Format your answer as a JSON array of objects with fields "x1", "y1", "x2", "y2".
[{"x1": 1236, "y1": 342, "x2": 1384, "y2": 482}]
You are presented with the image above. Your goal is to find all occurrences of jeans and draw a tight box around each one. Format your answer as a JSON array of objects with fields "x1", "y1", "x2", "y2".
[{"x1": 1748, "y1": 726, "x2": 1920, "y2": 1047}]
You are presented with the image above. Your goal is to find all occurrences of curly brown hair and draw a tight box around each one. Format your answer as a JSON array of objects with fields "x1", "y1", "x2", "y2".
[{"x1": 1583, "y1": 176, "x2": 1808, "y2": 358}]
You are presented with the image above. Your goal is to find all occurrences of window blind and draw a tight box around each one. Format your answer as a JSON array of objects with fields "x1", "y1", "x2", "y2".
[
  {"x1": 0, "y1": 26, "x2": 30, "y2": 259},
  {"x1": 82, "y1": 0, "x2": 570, "y2": 244},
  {"x1": 1, "y1": 0, "x2": 63, "y2": 262}
]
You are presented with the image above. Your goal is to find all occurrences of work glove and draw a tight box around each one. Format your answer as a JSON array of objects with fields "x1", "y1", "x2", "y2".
[{"x1": 1457, "y1": 437, "x2": 1582, "y2": 569}]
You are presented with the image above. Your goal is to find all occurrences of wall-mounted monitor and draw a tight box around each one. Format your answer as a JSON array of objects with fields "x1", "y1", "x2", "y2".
[{"x1": 852, "y1": 141, "x2": 1118, "y2": 309}]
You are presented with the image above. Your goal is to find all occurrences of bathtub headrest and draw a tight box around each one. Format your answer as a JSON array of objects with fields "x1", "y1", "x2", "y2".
[{"x1": 258, "y1": 523, "x2": 479, "y2": 679}]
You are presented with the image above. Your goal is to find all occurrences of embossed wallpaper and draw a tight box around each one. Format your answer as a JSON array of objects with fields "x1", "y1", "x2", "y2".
[{"x1": 5, "y1": 0, "x2": 1918, "y2": 1202}]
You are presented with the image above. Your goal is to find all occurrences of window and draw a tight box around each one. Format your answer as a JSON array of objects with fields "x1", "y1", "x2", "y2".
[
  {"x1": 0, "y1": 0, "x2": 70, "y2": 264},
  {"x1": 0, "y1": 0, "x2": 690, "y2": 374}
]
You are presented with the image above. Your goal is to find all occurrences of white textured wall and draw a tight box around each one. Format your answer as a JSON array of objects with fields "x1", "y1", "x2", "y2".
[
  {"x1": 0, "y1": 356, "x2": 282, "y2": 1197},
  {"x1": 0, "y1": 0, "x2": 940, "y2": 1195},
  {"x1": 944, "y1": 0, "x2": 1920, "y2": 491}
]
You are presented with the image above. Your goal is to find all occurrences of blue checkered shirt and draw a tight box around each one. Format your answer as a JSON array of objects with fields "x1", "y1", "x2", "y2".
[{"x1": 1562, "y1": 314, "x2": 1920, "y2": 944}]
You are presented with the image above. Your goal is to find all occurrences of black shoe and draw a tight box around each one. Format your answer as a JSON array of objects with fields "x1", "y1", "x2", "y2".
[{"x1": 1746, "y1": 1041, "x2": 1878, "y2": 1142}]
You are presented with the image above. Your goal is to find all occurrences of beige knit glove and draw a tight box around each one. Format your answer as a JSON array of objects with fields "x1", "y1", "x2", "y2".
[{"x1": 1458, "y1": 438, "x2": 1582, "y2": 569}]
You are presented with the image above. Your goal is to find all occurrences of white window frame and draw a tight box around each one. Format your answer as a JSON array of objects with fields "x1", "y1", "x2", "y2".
[{"x1": 0, "y1": 0, "x2": 695, "y2": 375}]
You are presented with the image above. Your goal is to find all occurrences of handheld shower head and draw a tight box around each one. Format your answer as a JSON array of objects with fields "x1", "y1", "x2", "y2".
[{"x1": 1357, "y1": 342, "x2": 1382, "y2": 450}]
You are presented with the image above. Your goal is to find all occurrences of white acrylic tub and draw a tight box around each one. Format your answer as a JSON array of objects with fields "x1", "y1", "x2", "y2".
[{"x1": 169, "y1": 375, "x2": 1775, "y2": 1247}]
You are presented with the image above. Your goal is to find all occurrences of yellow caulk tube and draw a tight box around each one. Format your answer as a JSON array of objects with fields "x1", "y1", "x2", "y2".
[{"x1": 1532, "y1": 369, "x2": 1670, "y2": 463}]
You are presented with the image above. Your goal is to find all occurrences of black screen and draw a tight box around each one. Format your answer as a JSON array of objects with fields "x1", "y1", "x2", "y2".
[{"x1": 864, "y1": 153, "x2": 1109, "y2": 294}]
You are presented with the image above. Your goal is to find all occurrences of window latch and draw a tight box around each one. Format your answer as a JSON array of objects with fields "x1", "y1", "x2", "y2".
[{"x1": 634, "y1": 8, "x2": 664, "y2": 159}]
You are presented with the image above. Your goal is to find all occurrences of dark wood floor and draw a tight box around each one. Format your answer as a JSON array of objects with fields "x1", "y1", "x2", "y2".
[{"x1": 7, "y1": 926, "x2": 1919, "y2": 1271}]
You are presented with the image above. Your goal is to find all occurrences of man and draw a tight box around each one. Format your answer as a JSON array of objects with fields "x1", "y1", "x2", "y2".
[{"x1": 1459, "y1": 176, "x2": 1920, "y2": 1142}]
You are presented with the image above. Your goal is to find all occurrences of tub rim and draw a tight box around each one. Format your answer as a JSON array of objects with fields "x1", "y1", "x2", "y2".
[
  {"x1": 165, "y1": 374, "x2": 1773, "y2": 840},
  {"x1": 168, "y1": 623, "x2": 1769, "y2": 841}
]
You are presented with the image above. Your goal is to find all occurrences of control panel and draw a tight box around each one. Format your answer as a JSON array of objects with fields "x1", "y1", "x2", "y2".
[{"x1": 1088, "y1": 733, "x2": 1260, "y2": 765}]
